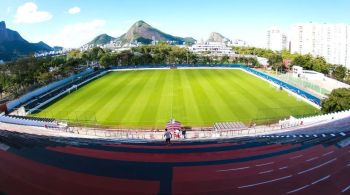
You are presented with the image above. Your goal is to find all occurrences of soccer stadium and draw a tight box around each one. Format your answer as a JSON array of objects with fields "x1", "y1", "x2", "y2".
[
  {"x1": 1, "y1": 1, "x2": 350, "y2": 194},
  {"x1": 1, "y1": 64, "x2": 350, "y2": 194}
]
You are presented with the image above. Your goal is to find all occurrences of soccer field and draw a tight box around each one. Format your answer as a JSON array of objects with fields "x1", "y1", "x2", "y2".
[{"x1": 33, "y1": 69, "x2": 319, "y2": 128}]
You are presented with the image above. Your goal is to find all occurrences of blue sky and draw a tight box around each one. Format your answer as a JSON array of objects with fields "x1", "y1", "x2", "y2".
[{"x1": 1, "y1": 0, "x2": 350, "y2": 48}]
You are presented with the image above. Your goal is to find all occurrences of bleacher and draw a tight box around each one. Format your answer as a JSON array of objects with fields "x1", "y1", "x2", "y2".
[
  {"x1": 22, "y1": 70, "x2": 104, "y2": 113},
  {"x1": 213, "y1": 122, "x2": 247, "y2": 131},
  {"x1": 0, "y1": 125, "x2": 350, "y2": 194},
  {"x1": 0, "y1": 114, "x2": 60, "y2": 128}
]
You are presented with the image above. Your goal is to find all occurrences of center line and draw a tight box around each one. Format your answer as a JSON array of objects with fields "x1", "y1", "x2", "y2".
[
  {"x1": 286, "y1": 185, "x2": 310, "y2": 194},
  {"x1": 217, "y1": 166, "x2": 250, "y2": 172},
  {"x1": 255, "y1": 162, "x2": 274, "y2": 167},
  {"x1": 290, "y1": 154, "x2": 303, "y2": 159},
  {"x1": 238, "y1": 175, "x2": 292, "y2": 188},
  {"x1": 298, "y1": 158, "x2": 337, "y2": 175}
]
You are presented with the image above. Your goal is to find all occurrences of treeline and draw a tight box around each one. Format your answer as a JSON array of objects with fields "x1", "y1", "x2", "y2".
[
  {"x1": 234, "y1": 47, "x2": 350, "y2": 84},
  {"x1": 0, "y1": 56, "x2": 86, "y2": 100},
  {"x1": 97, "y1": 44, "x2": 260, "y2": 67}
]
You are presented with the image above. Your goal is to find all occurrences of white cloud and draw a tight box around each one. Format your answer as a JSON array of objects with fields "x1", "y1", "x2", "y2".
[
  {"x1": 14, "y1": 2, "x2": 52, "y2": 24},
  {"x1": 44, "y1": 19, "x2": 107, "y2": 48},
  {"x1": 68, "y1": 7, "x2": 80, "y2": 15},
  {"x1": 7, "y1": 7, "x2": 11, "y2": 13}
]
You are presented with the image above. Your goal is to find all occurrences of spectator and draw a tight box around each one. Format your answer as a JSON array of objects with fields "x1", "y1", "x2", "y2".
[
  {"x1": 164, "y1": 128, "x2": 172, "y2": 145},
  {"x1": 175, "y1": 129, "x2": 180, "y2": 139},
  {"x1": 182, "y1": 129, "x2": 187, "y2": 139}
]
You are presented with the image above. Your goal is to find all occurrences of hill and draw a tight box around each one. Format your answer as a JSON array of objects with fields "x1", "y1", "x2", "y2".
[
  {"x1": 88, "y1": 34, "x2": 116, "y2": 46},
  {"x1": 0, "y1": 21, "x2": 52, "y2": 61},
  {"x1": 207, "y1": 32, "x2": 231, "y2": 43},
  {"x1": 85, "y1": 20, "x2": 196, "y2": 48},
  {"x1": 119, "y1": 20, "x2": 196, "y2": 45}
]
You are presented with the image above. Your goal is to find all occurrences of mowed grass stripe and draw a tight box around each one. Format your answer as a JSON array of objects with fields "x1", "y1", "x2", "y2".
[
  {"x1": 106, "y1": 70, "x2": 157, "y2": 126},
  {"x1": 172, "y1": 70, "x2": 186, "y2": 123},
  {"x1": 138, "y1": 70, "x2": 169, "y2": 127},
  {"x1": 119, "y1": 70, "x2": 159, "y2": 125},
  {"x1": 177, "y1": 70, "x2": 203, "y2": 126},
  {"x1": 94, "y1": 72, "x2": 136, "y2": 121},
  {"x1": 199, "y1": 70, "x2": 241, "y2": 121},
  {"x1": 153, "y1": 70, "x2": 172, "y2": 126},
  {"x1": 186, "y1": 70, "x2": 223, "y2": 125},
  {"x1": 234, "y1": 70, "x2": 315, "y2": 119},
  {"x1": 33, "y1": 69, "x2": 319, "y2": 128},
  {"x1": 215, "y1": 70, "x2": 277, "y2": 120},
  {"x1": 213, "y1": 70, "x2": 253, "y2": 120},
  {"x1": 74, "y1": 72, "x2": 135, "y2": 121},
  {"x1": 34, "y1": 72, "x2": 117, "y2": 119},
  {"x1": 236, "y1": 70, "x2": 315, "y2": 117},
  {"x1": 103, "y1": 71, "x2": 151, "y2": 125}
]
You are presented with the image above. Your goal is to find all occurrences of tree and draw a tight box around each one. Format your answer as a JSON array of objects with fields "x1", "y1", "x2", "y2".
[
  {"x1": 99, "y1": 54, "x2": 113, "y2": 68},
  {"x1": 220, "y1": 55, "x2": 230, "y2": 64},
  {"x1": 321, "y1": 88, "x2": 350, "y2": 113},
  {"x1": 291, "y1": 54, "x2": 313, "y2": 70},
  {"x1": 268, "y1": 54, "x2": 283, "y2": 71},
  {"x1": 332, "y1": 65, "x2": 347, "y2": 81},
  {"x1": 67, "y1": 49, "x2": 81, "y2": 59}
]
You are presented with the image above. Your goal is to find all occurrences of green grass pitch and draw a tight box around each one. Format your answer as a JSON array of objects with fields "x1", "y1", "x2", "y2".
[{"x1": 32, "y1": 69, "x2": 319, "y2": 128}]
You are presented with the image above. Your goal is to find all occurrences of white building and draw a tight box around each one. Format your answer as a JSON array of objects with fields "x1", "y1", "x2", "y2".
[
  {"x1": 266, "y1": 28, "x2": 288, "y2": 51},
  {"x1": 257, "y1": 57, "x2": 269, "y2": 67},
  {"x1": 189, "y1": 42, "x2": 233, "y2": 55},
  {"x1": 290, "y1": 23, "x2": 350, "y2": 68},
  {"x1": 229, "y1": 39, "x2": 249, "y2": 47},
  {"x1": 292, "y1": 65, "x2": 350, "y2": 91}
]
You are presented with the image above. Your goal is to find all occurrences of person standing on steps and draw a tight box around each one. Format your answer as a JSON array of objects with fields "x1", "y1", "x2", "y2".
[
  {"x1": 164, "y1": 128, "x2": 172, "y2": 145},
  {"x1": 182, "y1": 129, "x2": 187, "y2": 139}
]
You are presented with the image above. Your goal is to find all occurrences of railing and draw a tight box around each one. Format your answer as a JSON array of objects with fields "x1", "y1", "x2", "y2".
[
  {"x1": 1, "y1": 110, "x2": 350, "y2": 140},
  {"x1": 0, "y1": 114, "x2": 61, "y2": 128}
]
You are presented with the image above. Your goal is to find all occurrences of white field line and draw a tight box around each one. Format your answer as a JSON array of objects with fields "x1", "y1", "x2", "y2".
[
  {"x1": 286, "y1": 185, "x2": 310, "y2": 194},
  {"x1": 255, "y1": 162, "x2": 274, "y2": 167},
  {"x1": 286, "y1": 175, "x2": 330, "y2": 194},
  {"x1": 297, "y1": 158, "x2": 337, "y2": 175},
  {"x1": 306, "y1": 156, "x2": 319, "y2": 162},
  {"x1": 238, "y1": 175, "x2": 293, "y2": 188},
  {"x1": 217, "y1": 166, "x2": 250, "y2": 172},
  {"x1": 322, "y1": 151, "x2": 334, "y2": 157},
  {"x1": 290, "y1": 155, "x2": 303, "y2": 160},
  {"x1": 259, "y1": 169, "x2": 274, "y2": 174},
  {"x1": 311, "y1": 175, "x2": 330, "y2": 185},
  {"x1": 342, "y1": 184, "x2": 350, "y2": 193}
]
